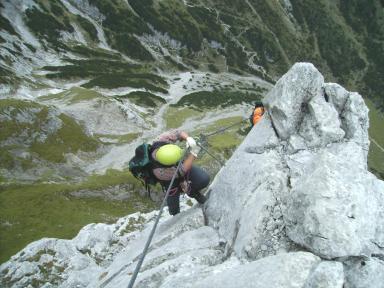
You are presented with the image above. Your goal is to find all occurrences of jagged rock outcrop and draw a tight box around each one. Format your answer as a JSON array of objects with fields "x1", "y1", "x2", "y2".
[
  {"x1": 1, "y1": 63, "x2": 383, "y2": 287},
  {"x1": 205, "y1": 63, "x2": 383, "y2": 262}
]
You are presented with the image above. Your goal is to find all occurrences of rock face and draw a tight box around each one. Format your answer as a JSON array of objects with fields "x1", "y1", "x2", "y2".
[{"x1": 1, "y1": 63, "x2": 383, "y2": 287}]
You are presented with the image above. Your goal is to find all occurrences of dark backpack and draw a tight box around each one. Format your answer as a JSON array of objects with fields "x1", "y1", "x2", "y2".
[{"x1": 128, "y1": 142, "x2": 166, "y2": 196}]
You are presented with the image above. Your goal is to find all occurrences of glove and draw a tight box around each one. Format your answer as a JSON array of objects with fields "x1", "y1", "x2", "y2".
[
  {"x1": 186, "y1": 137, "x2": 197, "y2": 149},
  {"x1": 186, "y1": 137, "x2": 200, "y2": 157},
  {"x1": 190, "y1": 145, "x2": 201, "y2": 158}
]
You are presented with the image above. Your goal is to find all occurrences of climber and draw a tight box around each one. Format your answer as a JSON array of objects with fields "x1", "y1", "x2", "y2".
[
  {"x1": 151, "y1": 130, "x2": 210, "y2": 215},
  {"x1": 250, "y1": 102, "x2": 265, "y2": 126}
]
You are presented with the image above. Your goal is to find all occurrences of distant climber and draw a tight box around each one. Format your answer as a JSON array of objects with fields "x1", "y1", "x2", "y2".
[
  {"x1": 151, "y1": 130, "x2": 210, "y2": 215},
  {"x1": 250, "y1": 102, "x2": 265, "y2": 126}
]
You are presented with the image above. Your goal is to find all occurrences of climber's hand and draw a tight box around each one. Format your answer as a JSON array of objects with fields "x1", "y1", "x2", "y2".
[
  {"x1": 186, "y1": 137, "x2": 200, "y2": 157},
  {"x1": 179, "y1": 131, "x2": 189, "y2": 141},
  {"x1": 186, "y1": 137, "x2": 197, "y2": 148}
]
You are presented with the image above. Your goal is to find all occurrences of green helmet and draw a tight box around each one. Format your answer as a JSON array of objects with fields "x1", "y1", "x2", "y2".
[{"x1": 156, "y1": 144, "x2": 183, "y2": 165}]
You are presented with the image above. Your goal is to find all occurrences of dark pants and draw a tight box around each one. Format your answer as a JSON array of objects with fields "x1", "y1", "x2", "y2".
[{"x1": 165, "y1": 166, "x2": 210, "y2": 215}]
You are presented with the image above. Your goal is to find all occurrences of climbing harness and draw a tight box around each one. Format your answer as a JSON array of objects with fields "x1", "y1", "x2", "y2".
[{"x1": 126, "y1": 150, "x2": 187, "y2": 288}]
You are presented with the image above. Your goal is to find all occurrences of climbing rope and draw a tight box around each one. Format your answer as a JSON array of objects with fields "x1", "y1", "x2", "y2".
[
  {"x1": 202, "y1": 118, "x2": 247, "y2": 138},
  {"x1": 195, "y1": 118, "x2": 247, "y2": 166},
  {"x1": 370, "y1": 136, "x2": 384, "y2": 153},
  {"x1": 126, "y1": 151, "x2": 187, "y2": 288},
  {"x1": 196, "y1": 141, "x2": 226, "y2": 166}
]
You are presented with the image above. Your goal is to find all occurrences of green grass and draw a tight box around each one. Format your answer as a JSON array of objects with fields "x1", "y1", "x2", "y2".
[
  {"x1": 186, "y1": 6, "x2": 225, "y2": 44},
  {"x1": 207, "y1": 133, "x2": 242, "y2": 156},
  {"x1": 0, "y1": 99, "x2": 99, "y2": 164},
  {"x1": 38, "y1": 87, "x2": 102, "y2": 104},
  {"x1": 366, "y1": 99, "x2": 384, "y2": 180},
  {"x1": 43, "y1": 59, "x2": 140, "y2": 79},
  {"x1": 30, "y1": 113, "x2": 99, "y2": 163},
  {"x1": 203, "y1": 118, "x2": 245, "y2": 158},
  {"x1": 172, "y1": 90, "x2": 262, "y2": 109},
  {"x1": 204, "y1": 116, "x2": 245, "y2": 133},
  {"x1": 0, "y1": 99, "x2": 44, "y2": 142},
  {"x1": 0, "y1": 150, "x2": 15, "y2": 171},
  {"x1": 0, "y1": 14, "x2": 17, "y2": 36},
  {"x1": 109, "y1": 34, "x2": 154, "y2": 61},
  {"x1": 42, "y1": 59, "x2": 168, "y2": 93},
  {"x1": 165, "y1": 107, "x2": 203, "y2": 129},
  {"x1": 0, "y1": 169, "x2": 156, "y2": 264},
  {"x1": 67, "y1": 45, "x2": 122, "y2": 60},
  {"x1": 82, "y1": 75, "x2": 168, "y2": 93},
  {"x1": 129, "y1": 0, "x2": 203, "y2": 51},
  {"x1": 96, "y1": 132, "x2": 141, "y2": 144},
  {"x1": 115, "y1": 91, "x2": 166, "y2": 108},
  {"x1": 0, "y1": 66, "x2": 20, "y2": 85},
  {"x1": 192, "y1": 116, "x2": 249, "y2": 169},
  {"x1": 91, "y1": 0, "x2": 154, "y2": 60},
  {"x1": 76, "y1": 15, "x2": 98, "y2": 43},
  {"x1": 24, "y1": 5, "x2": 73, "y2": 50}
]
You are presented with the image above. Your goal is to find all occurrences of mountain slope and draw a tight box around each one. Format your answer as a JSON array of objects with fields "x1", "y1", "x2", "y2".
[
  {"x1": 1, "y1": 0, "x2": 384, "y2": 108},
  {"x1": 1, "y1": 63, "x2": 383, "y2": 288},
  {"x1": 1, "y1": 0, "x2": 384, "y2": 267}
]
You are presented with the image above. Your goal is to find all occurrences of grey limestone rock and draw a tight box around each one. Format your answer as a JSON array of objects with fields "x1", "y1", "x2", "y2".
[
  {"x1": 188, "y1": 252, "x2": 320, "y2": 288},
  {"x1": 341, "y1": 92, "x2": 370, "y2": 153},
  {"x1": 344, "y1": 257, "x2": 384, "y2": 288},
  {"x1": 304, "y1": 261, "x2": 344, "y2": 288},
  {"x1": 323, "y1": 83, "x2": 349, "y2": 114},
  {"x1": 264, "y1": 62, "x2": 324, "y2": 140},
  {"x1": 205, "y1": 114, "x2": 294, "y2": 261},
  {"x1": 284, "y1": 142, "x2": 381, "y2": 259},
  {"x1": 298, "y1": 94, "x2": 345, "y2": 148}
]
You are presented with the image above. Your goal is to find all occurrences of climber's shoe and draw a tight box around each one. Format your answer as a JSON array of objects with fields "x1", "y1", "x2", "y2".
[{"x1": 193, "y1": 192, "x2": 207, "y2": 204}]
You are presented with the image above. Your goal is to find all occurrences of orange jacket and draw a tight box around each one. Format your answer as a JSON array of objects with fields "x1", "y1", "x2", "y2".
[{"x1": 252, "y1": 107, "x2": 264, "y2": 125}]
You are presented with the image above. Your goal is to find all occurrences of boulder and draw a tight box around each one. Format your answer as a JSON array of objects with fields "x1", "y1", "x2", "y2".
[
  {"x1": 344, "y1": 257, "x2": 384, "y2": 288},
  {"x1": 303, "y1": 261, "x2": 344, "y2": 288},
  {"x1": 284, "y1": 142, "x2": 381, "y2": 259},
  {"x1": 298, "y1": 94, "x2": 345, "y2": 148},
  {"x1": 205, "y1": 114, "x2": 295, "y2": 261},
  {"x1": 178, "y1": 252, "x2": 321, "y2": 288},
  {"x1": 264, "y1": 62, "x2": 324, "y2": 140}
]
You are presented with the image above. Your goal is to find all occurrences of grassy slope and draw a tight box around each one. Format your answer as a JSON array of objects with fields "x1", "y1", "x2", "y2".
[
  {"x1": 38, "y1": 87, "x2": 102, "y2": 104},
  {"x1": 172, "y1": 90, "x2": 264, "y2": 109},
  {"x1": 13, "y1": 0, "x2": 384, "y2": 108},
  {"x1": 115, "y1": 91, "x2": 166, "y2": 108},
  {"x1": 0, "y1": 99, "x2": 152, "y2": 263},
  {"x1": 165, "y1": 107, "x2": 202, "y2": 129},
  {"x1": 0, "y1": 99, "x2": 99, "y2": 166},
  {"x1": 43, "y1": 59, "x2": 169, "y2": 93},
  {"x1": 0, "y1": 170, "x2": 155, "y2": 264},
  {"x1": 366, "y1": 99, "x2": 384, "y2": 179}
]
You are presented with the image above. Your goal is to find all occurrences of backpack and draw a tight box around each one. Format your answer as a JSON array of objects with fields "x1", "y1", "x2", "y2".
[{"x1": 128, "y1": 142, "x2": 166, "y2": 197}]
